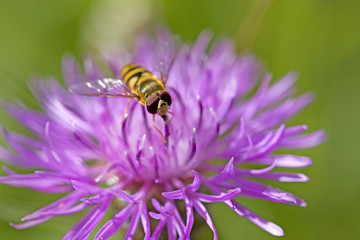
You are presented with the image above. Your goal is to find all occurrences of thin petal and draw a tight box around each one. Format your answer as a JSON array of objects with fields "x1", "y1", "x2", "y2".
[
  {"x1": 95, "y1": 204, "x2": 134, "y2": 240},
  {"x1": 167, "y1": 218, "x2": 177, "y2": 240},
  {"x1": 62, "y1": 55, "x2": 86, "y2": 86},
  {"x1": 162, "y1": 189, "x2": 184, "y2": 200},
  {"x1": 150, "y1": 218, "x2": 168, "y2": 240},
  {"x1": 140, "y1": 202, "x2": 151, "y2": 240},
  {"x1": 255, "y1": 124, "x2": 286, "y2": 157},
  {"x1": 193, "y1": 200, "x2": 218, "y2": 240},
  {"x1": 221, "y1": 157, "x2": 235, "y2": 175},
  {"x1": 234, "y1": 179, "x2": 306, "y2": 207},
  {"x1": 235, "y1": 160, "x2": 276, "y2": 176},
  {"x1": 254, "y1": 155, "x2": 313, "y2": 168},
  {"x1": 196, "y1": 188, "x2": 241, "y2": 203},
  {"x1": 210, "y1": 157, "x2": 236, "y2": 182},
  {"x1": 62, "y1": 198, "x2": 111, "y2": 240},
  {"x1": 149, "y1": 212, "x2": 163, "y2": 220},
  {"x1": 224, "y1": 200, "x2": 245, "y2": 217},
  {"x1": 71, "y1": 180, "x2": 100, "y2": 194},
  {"x1": 261, "y1": 72, "x2": 297, "y2": 108},
  {"x1": 279, "y1": 130, "x2": 327, "y2": 149},
  {"x1": 124, "y1": 204, "x2": 141, "y2": 240},
  {"x1": 232, "y1": 201, "x2": 284, "y2": 236},
  {"x1": 22, "y1": 191, "x2": 85, "y2": 221},
  {"x1": 253, "y1": 93, "x2": 314, "y2": 131},
  {"x1": 0, "y1": 173, "x2": 71, "y2": 192},
  {"x1": 256, "y1": 172, "x2": 310, "y2": 182},
  {"x1": 284, "y1": 125, "x2": 308, "y2": 136},
  {"x1": 180, "y1": 197, "x2": 194, "y2": 240},
  {"x1": 186, "y1": 171, "x2": 201, "y2": 192},
  {"x1": 81, "y1": 194, "x2": 108, "y2": 204},
  {"x1": 109, "y1": 188, "x2": 136, "y2": 203},
  {"x1": 10, "y1": 217, "x2": 50, "y2": 229},
  {"x1": 151, "y1": 198, "x2": 163, "y2": 213},
  {"x1": 2, "y1": 166, "x2": 17, "y2": 175}
]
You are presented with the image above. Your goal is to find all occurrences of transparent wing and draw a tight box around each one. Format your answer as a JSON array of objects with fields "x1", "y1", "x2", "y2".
[
  {"x1": 68, "y1": 78, "x2": 137, "y2": 98},
  {"x1": 152, "y1": 34, "x2": 179, "y2": 86}
]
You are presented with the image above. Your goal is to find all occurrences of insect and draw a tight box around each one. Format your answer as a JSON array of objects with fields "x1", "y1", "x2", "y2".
[{"x1": 68, "y1": 63, "x2": 174, "y2": 142}]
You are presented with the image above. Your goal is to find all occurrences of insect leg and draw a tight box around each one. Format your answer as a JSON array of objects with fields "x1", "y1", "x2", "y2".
[
  {"x1": 167, "y1": 111, "x2": 174, "y2": 126},
  {"x1": 120, "y1": 99, "x2": 131, "y2": 125},
  {"x1": 153, "y1": 114, "x2": 167, "y2": 143}
]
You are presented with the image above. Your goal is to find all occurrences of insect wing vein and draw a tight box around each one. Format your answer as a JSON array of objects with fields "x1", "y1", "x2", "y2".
[{"x1": 69, "y1": 78, "x2": 131, "y2": 96}]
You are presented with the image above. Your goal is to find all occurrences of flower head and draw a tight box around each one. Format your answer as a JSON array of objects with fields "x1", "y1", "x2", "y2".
[{"x1": 0, "y1": 30, "x2": 325, "y2": 239}]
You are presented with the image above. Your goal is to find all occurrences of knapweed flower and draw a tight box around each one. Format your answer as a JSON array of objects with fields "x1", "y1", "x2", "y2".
[{"x1": 0, "y1": 30, "x2": 325, "y2": 239}]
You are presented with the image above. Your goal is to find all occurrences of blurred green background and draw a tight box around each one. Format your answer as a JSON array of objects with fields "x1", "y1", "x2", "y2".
[{"x1": 0, "y1": 0, "x2": 359, "y2": 239}]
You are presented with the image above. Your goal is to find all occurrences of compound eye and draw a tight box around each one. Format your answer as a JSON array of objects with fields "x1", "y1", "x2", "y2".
[
  {"x1": 146, "y1": 94, "x2": 160, "y2": 114},
  {"x1": 159, "y1": 91, "x2": 172, "y2": 106}
]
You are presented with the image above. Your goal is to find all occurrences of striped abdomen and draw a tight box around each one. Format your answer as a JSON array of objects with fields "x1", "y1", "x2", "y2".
[{"x1": 120, "y1": 64, "x2": 165, "y2": 105}]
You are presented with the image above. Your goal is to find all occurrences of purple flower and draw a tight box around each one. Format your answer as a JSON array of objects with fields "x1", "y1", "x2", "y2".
[{"x1": 0, "y1": 30, "x2": 325, "y2": 239}]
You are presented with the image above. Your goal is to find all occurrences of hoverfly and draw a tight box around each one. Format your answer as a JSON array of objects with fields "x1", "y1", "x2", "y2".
[{"x1": 68, "y1": 63, "x2": 175, "y2": 143}]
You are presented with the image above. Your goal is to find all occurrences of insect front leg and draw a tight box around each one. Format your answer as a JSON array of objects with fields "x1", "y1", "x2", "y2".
[{"x1": 153, "y1": 114, "x2": 167, "y2": 144}]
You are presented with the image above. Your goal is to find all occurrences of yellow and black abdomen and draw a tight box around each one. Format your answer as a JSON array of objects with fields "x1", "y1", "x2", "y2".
[{"x1": 120, "y1": 64, "x2": 165, "y2": 105}]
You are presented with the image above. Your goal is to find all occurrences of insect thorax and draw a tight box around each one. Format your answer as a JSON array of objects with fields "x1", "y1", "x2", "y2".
[{"x1": 121, "y1": 64, "x2": 165, "y2": 105}]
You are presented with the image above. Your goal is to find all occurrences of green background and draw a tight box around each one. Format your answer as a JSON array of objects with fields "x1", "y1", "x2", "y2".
[{"x1": 0, "y1": 0, "x2": 359, "y2": 239}]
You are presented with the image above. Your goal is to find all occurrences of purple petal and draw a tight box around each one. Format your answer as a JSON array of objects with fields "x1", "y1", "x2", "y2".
[
  {"x1": 254, "y1": 155, "x2": 313, "y2": 168},
  {"x1": 124, "y1": 204, "x2": 141, "y2": 240},
  {"x1": 151, "y1": 198, "x2": 163, "y2": 213},
  {"x1": 242, "y1": 73, "x2": 272, "y2": 120},
  {"x1": 35, "y1": 203, "x2": 89, "y2": 218},
  {"x1": 95, "y1": 204, "x2": 135, "y2": 240},
  {"x1": 149, "y1": 212, "x2": 163, "y2": 220},
  {"x1": 248, "y1": 124, "x2": 286, "y2": 158},
  {"x1": 140, "y1": 202, "x2": 151, "y2": 240},
  {"x1": 186, "y1": 171, "x2": 201, "y2": 192},
  {"x1": 260, "y1": 72, "x2": 297, "y2": 108},
  {"x1": 81, "y1": 194, "x2": 108, "y2": 204},
  {"x1": 253, "y1": 93, "x2": 314, "y2": 131},
  {"x1": 0, "y1": 173, "x2": 71, "y2": 192},
  {"x1": 284, "y1": 125, "x2": 308, "y2": 136},
  {"x1": 171, "y1": 203, "x2": 186, "y2": 233},
  {"x1": 221, "y1": 157, "x2": 235, "y2": 175},
  {"x1": 71, "y1": 180, "x2": 100, "y2": 194},
  {"x1": 22, "y1": 191, "x2": 85, "y2": 221},
  {"x1": 210, "y1": 158, "x2": 236, "y2": 182},
  {"x1": 162, "y1": 189, "x2": 184, "y2": 200},
  {"x1": 10, "y1": 217, "x2": 51, "y2": 229},
  {"x1": 201, "y1": 177, "x2": 246, "y2": 218},
  {"x1": 224, "y1": 200, "x2": 245, "y2": 217},
  {"x1": 191, "y1": 30, "x2": 213, "y2": 63},
  {"x1": 62, "y1": 55, "x2": 86, "y2": 86},
  {"x1": 167, "y1": 218, "x2": 177, "y2": 240},
  {"x1": 235, "y1": 179, "x2": 307, "y2": 207},
  {"x1": 150, "y1": 218, "x2": 168, "y2": 240},
  {"x1": 62, "y1": 198, "x2": 111, "y2": 240},
  {"x1": 232, "y1": 201, "x2": 284, "y2": 236},
  {"x1": 279, "y1": 130, "x2": 327, "y2": 149},
  {"x1": 109, "y1": 188, "x2": 136, "y2": 203},
  {"x1": 193, "y1": 200, "x2": 218, "y2": 240},
  {"x1": 2, "y1": 166, "x2": 16, "y2": 175},
  {"x1": 235, "y1": 160, "x2": 276, "y2": 176},
  {"x1": 180, "y1": 197, "x2": 194, "y2": 240},
  {"x1": 256, "y1": 172, "x2": 310, "y2": 182},
  {"x1": 196, "y1": 188, "x2": 241, "y2": 203},
  {"x1": 83, "y1": 57, "x2": 105, "y2": 81}
]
